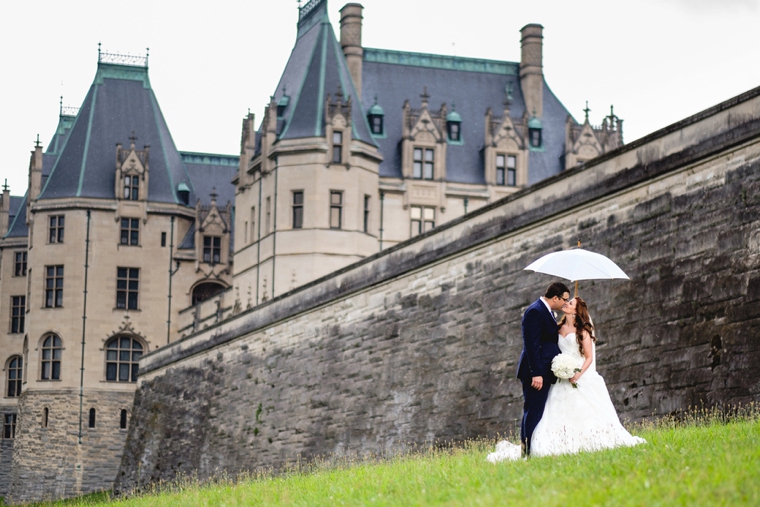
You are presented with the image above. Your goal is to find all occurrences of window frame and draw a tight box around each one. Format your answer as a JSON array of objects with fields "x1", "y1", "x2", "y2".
[
  {"x1": 329, "y1": 191, "x2": 343, "y2": 229},
  {"x1": 116, "y1": 267, "x2": 140, "y2": 310},
  {"x1": 6, "y1": 355, "x2": 23, "y2": 398},
  {"x1": 496, "y1": 154, "x2": 517, "y2": 187},
  {"x1": 10, "y1": 295, "x2": 25, "y2": 334},
  {"x1": 203, "y1": 236, "x2": 222, "y2": 265},
  {"x1": 44, "y1": 265, "x2": 64, "y2": 308},
  {"x1": 123, "y1": 175, "x2": 140, "y2": 200},
  {"x1": 40, "y1": 334, "x2": 62, "y2": 381},
  {"x1": 105, "y1": 335, "x2": 144, "y2": 383},
  {"x1": 332, "y1": 131, "x2": 343, "y2": 164},
  {"x1": 410, "y1": 206, "x2": 436, "y2": 237},
  {"x1": 3, "y1": 413, "x2": 16, "y2": 439},
  {"x1": 292, "y1": 191, "x2": 304, "y2": 229},
  {"x1": 413, "y1": 148, "x2": 435, "y2": 180},
  {"x1": 48, "y1": 215, "x2": 65, "y2": 244},
  {"x1": 120, "y1": 218, "x2": 140, "y2": 246},
  {"x1": 13, "y1": 251, "x2": 27, "y2": 277},
  {"x1": 447, "y1": 121, "x2": 461, "y2": 142}
]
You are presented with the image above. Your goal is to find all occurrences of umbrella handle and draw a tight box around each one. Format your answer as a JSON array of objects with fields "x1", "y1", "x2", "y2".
[{"x1": 575, "y1": 280, "x2": 579, "y2": 298}]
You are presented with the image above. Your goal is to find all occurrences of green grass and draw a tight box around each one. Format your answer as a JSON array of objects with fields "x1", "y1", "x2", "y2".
[{"x1": 18, "y1": 407, "x2": 760, "y2": 506}]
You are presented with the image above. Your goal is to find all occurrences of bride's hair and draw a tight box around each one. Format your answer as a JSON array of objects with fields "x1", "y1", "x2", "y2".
[{"x1": 558, "y1": 296, "x2": 595, "y2": 355}]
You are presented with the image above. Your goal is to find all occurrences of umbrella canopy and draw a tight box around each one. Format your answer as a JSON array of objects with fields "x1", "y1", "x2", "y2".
[{"x1": 524, "y1": 248, "x2": 630, "y2": 282}]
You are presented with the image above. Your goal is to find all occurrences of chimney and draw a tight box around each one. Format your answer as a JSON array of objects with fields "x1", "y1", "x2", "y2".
[
  {"x1": 519, "y1": 23, "x2": 544, "y2": 118},
  {"x1": 0, "y1": 180, "x2": 9, "y2": 236},
  {"x1": 340, "y1": 3, "x2": 364, "y2": 100}
]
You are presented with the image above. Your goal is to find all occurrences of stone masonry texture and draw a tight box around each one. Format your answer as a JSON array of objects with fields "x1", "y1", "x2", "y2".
[
  {"x1": 0, "y1": 409, "x2": 15, "y2": 498},
  {"x1": 6, "y1": 389, "x2": 133, "y2": 504},
  {"x1": 114, "y1": 100, "x2": 760, "y2": 493}
]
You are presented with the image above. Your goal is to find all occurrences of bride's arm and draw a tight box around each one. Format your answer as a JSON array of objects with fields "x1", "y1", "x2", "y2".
[{"x1": 570, "y1": 331, "x2": 594, "y2": 384}]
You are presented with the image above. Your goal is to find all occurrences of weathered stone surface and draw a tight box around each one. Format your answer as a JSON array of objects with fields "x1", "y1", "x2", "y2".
[
  {"x1": 6, "y1": 389, "x2": 133, "y2": 505},
  {"x1": 0, "y1": 409, "x2": 14, "y2": 497},
  {"x1": 114, "y1": 122, "x2": 760, "y2": 494}
]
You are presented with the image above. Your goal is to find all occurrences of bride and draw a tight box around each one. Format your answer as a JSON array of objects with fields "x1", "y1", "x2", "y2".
[{"x1": 488, "y1": 297, "x2": 645, "y2": 462}]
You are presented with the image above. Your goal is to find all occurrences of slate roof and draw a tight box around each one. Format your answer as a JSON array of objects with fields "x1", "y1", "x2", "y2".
[
  {"x1": 180, "y1": 152, "x2": 238, "y2": 207},
  {"x1": 362, "y1": 51, "x2": 574, "y2": 185},
  {"x1": 4, "y1": 195, "x2": 27, "y2": 239},
  {"x1": 38, "y1": 61, "x2": 195, "y2": 204},
  {"x1": 264, "y1": 0, "x2": 576, "y2": 186},
  {"x1": 257, "y1": 0, "x2": 374, "y2": 155}
]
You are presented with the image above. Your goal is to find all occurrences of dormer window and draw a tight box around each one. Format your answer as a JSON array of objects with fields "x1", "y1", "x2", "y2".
[
  {"x1": 413, "y1": 148, "x2": 434, "y2": 180},
  {"x1": 367, "y1": 96, "x2": 384, "y2": 136},
  {"x1": 528, "y1": 115, "x2": 542, "y2": 148},
  {"x1": 277, "y1": 94, "x2": 290, "y2": 118},
  {"x1": 124, "y1": 176, "x2": 139, "y2": 200},
  {"x1": 177, "y1": 183, "x2": 190, "y2": 205},
  {"x1": 446, "y1": 106, "x2": 462, "y2": 143},
  {"x1": 332, "y1": 131, "x2": 343, "y2": 163},
  {"x1": 496, "y1": 154, "x2": 517, "y2": 186}
]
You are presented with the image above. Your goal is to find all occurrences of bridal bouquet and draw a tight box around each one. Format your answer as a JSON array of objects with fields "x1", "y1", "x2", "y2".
[{"x1": 552, "y1": 354, "x2": 582, "y2": 388}]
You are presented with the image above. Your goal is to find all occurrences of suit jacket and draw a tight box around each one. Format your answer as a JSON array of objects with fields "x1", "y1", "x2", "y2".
[{"x1": 516, "y1": 298, "x2": 561, "y2": 383}]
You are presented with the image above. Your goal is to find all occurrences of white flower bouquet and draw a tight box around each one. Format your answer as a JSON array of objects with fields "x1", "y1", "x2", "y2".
[{"x1": 551, "y1": 353, "x2": 582, "y2": 388}]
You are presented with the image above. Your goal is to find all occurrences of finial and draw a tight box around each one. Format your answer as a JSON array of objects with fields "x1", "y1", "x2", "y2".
[
  {"x1": 3, "y1": 179, "x2": 9, "y2": 192},
  {"x1": 583, "y1": 101, "x2": 591, "y2": 122},
  {"x1": 420, "y1": 86, "x2": 430, "y2": 107},
  {"x1": 210, "y1": 187, "x2": 218, "y2": 203},
  {"x1": 35, "y1": 134, "x2": 41, "y2": 148},
  {"x1": 283, "y1": 85, "x2": 287, "y2": 96},
  {"x1": 374, "y1": 93, "x2": 378, "y2": 105},
  {"x1": 297, "y1": 0, "x2": 302, "y2": 10},
  {"x1": 59, "y1": 96, "x2": 63, "y2": 116},
  {"x1": 146, "y1": 47, "x2": 150, "y2": 67},
  {"x1": 451, "y1": 101, "x2": 456, "y2": 111},
  {"x1": 98, "y1": 42, "x2": 102, "y2": 62},
  {"x1": 129, "y1": 130, "x2": 137, "y2": 148},
  {"x1": 609, "y1": 104, "x2": 615, "y2": 118}
]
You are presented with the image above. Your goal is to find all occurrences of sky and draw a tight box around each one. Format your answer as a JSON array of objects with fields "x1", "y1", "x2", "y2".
[{"x1": 2, "y1": 0, "x2": 759, "y2": 196}]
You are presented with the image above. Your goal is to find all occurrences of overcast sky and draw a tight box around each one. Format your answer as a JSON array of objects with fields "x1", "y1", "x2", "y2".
[{"x1": 2, "y1": 0, "x2": 759, "y2": 196}]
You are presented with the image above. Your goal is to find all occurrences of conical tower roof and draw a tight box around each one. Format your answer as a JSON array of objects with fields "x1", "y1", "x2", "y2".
[
  {"x1": 39, "y1": 51, "x2": 194, "y2": 204},
  {"x1": 265, "y1": 0, "x2": 375, "y2": 146}
]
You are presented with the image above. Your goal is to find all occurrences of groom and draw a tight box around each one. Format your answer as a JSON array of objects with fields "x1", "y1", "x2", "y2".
[{"x1": 516, "y1": 281, "x2": 570, "y2": 456}]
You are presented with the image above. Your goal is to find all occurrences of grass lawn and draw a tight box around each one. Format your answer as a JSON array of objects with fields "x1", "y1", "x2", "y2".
[{"x1": 17, "y1": 411, "x2": 760, "y2": 507}]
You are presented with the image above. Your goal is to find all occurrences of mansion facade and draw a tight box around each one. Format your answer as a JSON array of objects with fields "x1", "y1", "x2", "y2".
[{"x1": 0, "y1": 0, "x2": 622, "y2": 502}]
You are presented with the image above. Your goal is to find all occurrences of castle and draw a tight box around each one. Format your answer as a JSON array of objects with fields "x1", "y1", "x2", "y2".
[{"x1": 0, "y1": 0, "x2": 630, "y2": 502}]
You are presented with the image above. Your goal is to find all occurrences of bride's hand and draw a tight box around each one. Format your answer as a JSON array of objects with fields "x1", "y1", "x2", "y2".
[{"x1": 569, "y1": 373, "x2": 581, "y2": 384}]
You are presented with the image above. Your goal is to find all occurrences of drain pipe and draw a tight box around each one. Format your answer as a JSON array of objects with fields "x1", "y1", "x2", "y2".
[
  {"x1": 379, "y1": 190, "x2": 385, "y2": 251},
  {"x1": 77, "y1": 210, "x2": 91, "y2": 444},
  {"x1": 166, "y1": 216, "x2": 180, "y2": 344},
  {"x1": 255, "y1": 174, "x2": 263, "y2": 305},
  {"x1": 271, "y1": 162, "x2": 279, "y2": 298}
]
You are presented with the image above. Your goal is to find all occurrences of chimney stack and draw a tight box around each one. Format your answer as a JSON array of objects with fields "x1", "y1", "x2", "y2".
[
  {"x1": 340, "y1": 3, "x2": 364, "y2": 100},
  {"x1": 0, "y1": 180, "x2": 9, "y2": 237},
  {"x1": 519, "y1": 23, "x2": 544, "y2": 118}
]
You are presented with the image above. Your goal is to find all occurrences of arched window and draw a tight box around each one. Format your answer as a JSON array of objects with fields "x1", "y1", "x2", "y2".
[
  {"x1": 106, "y1": 336, "x2": 143, "y2": 383},
  {"x1": 120, "y1": 409, "x2": 128, "y2": 429},
  {"x1": 89, "y1": 408, "x2": 96, "y2": 428},
  {"x1": 192, "y1": 282, "x2": 226, "y2": 305},
  {"x1": 43, "y1": 407, "x2": 49, "y2": 428},
  {"x1": 6, "y1": 356, "x2": 22, "y2": 397},
  {"x1": 41, "y1": 334, "x2": 62, "y2": 380}
]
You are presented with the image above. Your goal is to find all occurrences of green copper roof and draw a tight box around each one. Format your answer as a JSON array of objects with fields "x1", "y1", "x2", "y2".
[
  {"x1": 528, "y1": 115, "x2": 543, "y2": 129},
  {"x1": 447, "y1": 110, "x2": 462, "y2": 122},
  {"x1": 364, "y1": 48, "x2": 518, "y2": 76},
  {"x1": 177, "y1": 182, "x2": 190, "y2": 192},
  {"x1": 277, "y1": 95, "x2": 290, "y2": 107}
]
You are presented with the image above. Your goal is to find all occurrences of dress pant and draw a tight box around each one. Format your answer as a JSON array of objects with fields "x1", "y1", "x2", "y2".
[{"x1": 521, "y1": 378, "x2": 551, "y2": 454}]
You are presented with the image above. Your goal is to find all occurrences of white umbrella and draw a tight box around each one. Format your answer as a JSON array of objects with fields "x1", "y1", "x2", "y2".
[{"x1": 524, "y1": 247, "x2": 629, "y2": 297}]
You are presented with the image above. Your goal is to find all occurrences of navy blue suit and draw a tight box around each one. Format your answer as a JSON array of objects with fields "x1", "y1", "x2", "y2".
[{"x1": 516, "y1": 298, "x2": 561, "y2": 453}]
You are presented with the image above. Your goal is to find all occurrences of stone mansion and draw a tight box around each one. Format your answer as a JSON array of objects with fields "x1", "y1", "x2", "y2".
[{"x1": 0, "y1": 0, "x2": 623, "y2": 502}]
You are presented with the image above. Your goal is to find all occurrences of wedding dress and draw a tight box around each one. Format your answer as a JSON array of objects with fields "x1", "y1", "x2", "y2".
[{"x1": 487, "y1": 333, "x2": 645, "y2": 463}]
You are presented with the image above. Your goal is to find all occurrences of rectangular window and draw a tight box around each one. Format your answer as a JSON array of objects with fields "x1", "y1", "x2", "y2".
[
  {"x1": 11, "y1": 296, "x2": 25, "y2": 334},
  {"x1": 124, "y1": 175, "x2": 139, "y2": 200},
  {"x1": 332, "y1": 131, "x2": 343, "y2": 164},
  {"x1": 48, "y1": 215, "x2": 64, "y2": 243},
  {"x1": 410, "y1": 206, "x2": 435, "y2": 237},
  {"x1": 3, "y1": 414, "x2": 16, "y2": 439},
  {"x1": 203, "y1": 237, "x2": 221, "y2": 264},
  {"x1": 496, "y1": 155, "x2": 506, "y2": 186},
  {"x1": 292, "y1": 191, "x2": 304, "y2": 229},
  {"x1": 507, "y1": 155, "x2": 516, "y2": 186},
  {"x1": 44, "y1": 265, "x2": 64, "y2": 308},
  {"x1": 161, "y1": 232, "x2": 167, "y2": 247},
  {"x1": 120, "y1": 218, "x2": 139, "y2": 246},
  {"x1": 265, "y1": 198, "x2": 271, "y2": 235},
  {"x1": 116, "y1": 268, "x2": 139, "y2": 310},
  {"x1": 330, "y1": 191, "x2": 343, "y2": 229},
  {"x1": 14, "y1": 251, "x2": 27, "y2": 277},
  {"x1": 413, "y1": 148, "x2": 434, "y2": 179},
  {"x1": 363, "y1": 195, "x2": 371, "y2": 233}
]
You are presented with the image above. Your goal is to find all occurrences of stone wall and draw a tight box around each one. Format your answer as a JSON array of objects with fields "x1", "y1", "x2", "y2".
[
  {"x1": 0, "y1": 409, "x2": 15, "y2": 498},
  {"x1": 115, "y1": 88, "x2": 760, "y2": 494},
  {"x1": 6, "y1": 389, "x2": 132, "y2": 504}
]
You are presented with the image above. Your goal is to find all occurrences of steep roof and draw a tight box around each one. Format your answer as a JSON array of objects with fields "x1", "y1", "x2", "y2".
[
  {"x1": 262, "y1": 0, "x2": 374, "y2": 149},
  {"x1": 362, "y1": 49, "x2": 574, "y2": 185},
  {"x1": 38, "y1": 56, "x2": 194, "y2": 204},
  {"x1": 180, "y1": 152, "x2": 238, "y2": 207},
  {"x1": 5, "y1": 194, "x2": 27, "y2": 238}
]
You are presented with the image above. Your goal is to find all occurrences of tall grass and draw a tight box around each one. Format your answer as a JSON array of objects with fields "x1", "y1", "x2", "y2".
[{"x1": 20, "y1": 403, "x2": 760, "y2": 506}]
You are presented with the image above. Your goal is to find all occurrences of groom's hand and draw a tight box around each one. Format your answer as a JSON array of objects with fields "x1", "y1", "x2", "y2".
[{"x1": 531, "y1": 376, "x2": 543, "y2": 390}]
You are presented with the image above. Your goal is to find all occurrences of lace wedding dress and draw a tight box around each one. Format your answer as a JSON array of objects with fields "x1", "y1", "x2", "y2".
[{"x1": 487, "y1": 333, "x2": 645, "y2": 463}]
